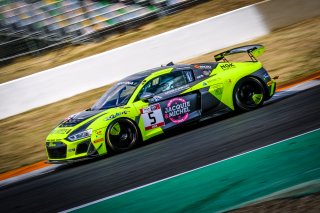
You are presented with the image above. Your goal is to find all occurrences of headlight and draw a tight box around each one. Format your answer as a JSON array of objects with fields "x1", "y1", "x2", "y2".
[{"x1": 67, "y1": 129, "x2": 92, "y2": 142}]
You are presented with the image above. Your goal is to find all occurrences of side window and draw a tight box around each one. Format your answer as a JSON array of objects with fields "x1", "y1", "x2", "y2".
[
  {"x1": 184, "y1": 70, "x2": 195, "y2": 83},
  {"x1": 193, "y1": 68, "x2": 211, "y2": 80},
  {"x1": 137, "y1": 71, "x2": 188, "y2": 100}
]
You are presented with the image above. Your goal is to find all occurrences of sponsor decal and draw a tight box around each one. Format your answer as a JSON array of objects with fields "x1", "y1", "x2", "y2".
[
  {"x1": 202, "y1": 82, "x2": 208, "y2": 86},
  {"x1": 267, "y1": 80, "x2": 273, "y2": 86},
  {"x1": 116, "y1": 81, "x2": 137, "y2": 86},
  {"x1": 263, "y1": 73, "x2": 270, "y2": 79},
  {"x1": 164, "y1": 85, "x2": 189, "y2": 95},
  {"x1": 215, "y1": 88, "x2": 223, "y2": 96},
  {"x1": 68, "y1": 148, "x2": 75, "y2": 152},
  {"x1": 207, "y1": 77, "x2": 221, "y2": 84},
  {"x1": 212, "y1": 84, "x2": 223, "y2": 96},
  {"x1": 203, "y1": 70, "x2": 211, "y2": 76},
  {"x1": 194, "y1": 65, "x2": 212, "y2": 69},
  {"x1": 95, "y1": 130, "x2": 103, "y2": 135},
  {"x1": 47, "y1": 139, "x2": 60, "y2": 142},
  {"x1": 220, "y1": 63, "x2": 235, "y2": 70},
  {"x1": 176, "y1": 66, "x2": 191, "y2": 70},
  {"x1": 119, "y1": 106, "x2": 131, "y2": 109},
  {"x1": 151, "y1": 95, "x2": 162, "y2": 102},
  {"x1": 93, "y1": 138, "x2": 104, "y2": 144},
  {"x1": 140, "y1": 103, "x2": 161, "y2": 114},
  {"x1": 48, "y1": 142, "x2": 56, "y2": 147},
  {"x1": 196, "y1": 74, "x2": 204, "y2": 79},
  {"x1": 47, "y1": 141, "x2": 65, "y2": 147},
  {"x1": 105, "y1": 111, "x2": 128, "y2": 121},
  {"x1": 95, "y1": 130, "x2": 104, "y2": 138},
  {"x1": 51, "y1": 128, "x2": 72, "y2": 134},
  {"x1": 141, "y1": 104, "x2": 165, "y2": 130},
  {"x1": 164, "y1": 97, "x2": 190, "y2": 124}
]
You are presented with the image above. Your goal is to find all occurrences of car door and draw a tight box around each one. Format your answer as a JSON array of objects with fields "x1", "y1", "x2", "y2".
[
  {"x1": 133, "y1": 70, "x2": 201, "y2": 139},
  {"x1": 191, "y1": 64, "x2": 226, "y2": 114}
]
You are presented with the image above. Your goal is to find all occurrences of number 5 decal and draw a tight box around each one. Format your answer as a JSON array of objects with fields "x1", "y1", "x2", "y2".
[
  {"x1": 140, "y1": 104, "x2": 165, "y2": 130},
  {"x1": 148, "y1": 112, "x2": 156, "y2": 125}
]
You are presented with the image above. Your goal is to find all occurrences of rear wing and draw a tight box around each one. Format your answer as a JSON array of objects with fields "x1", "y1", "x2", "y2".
[{"x1": 214, "y1": 44, "x2": 265, "y2": 62}]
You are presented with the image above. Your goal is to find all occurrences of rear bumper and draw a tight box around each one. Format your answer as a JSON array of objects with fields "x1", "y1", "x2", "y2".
[
  {"x1": 266, "y1": 79, "x2": 276, "y2": 100},
  {"x1": 269, "y1": 80, "x2": 276, "y2": 97}
]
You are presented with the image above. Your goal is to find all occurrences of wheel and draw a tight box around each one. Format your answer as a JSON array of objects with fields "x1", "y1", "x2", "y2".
[
  {"x1": 233, "y1": 77, "x2": 266, "y2": 111},
  {"x1": 106, "y1": 118, "x2": 139, "y2": 153}
]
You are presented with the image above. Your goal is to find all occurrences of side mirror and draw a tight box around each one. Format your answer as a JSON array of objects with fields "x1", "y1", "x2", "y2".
[{"x1": 140, "y1": 92, "x2": 154, "y2": 102}]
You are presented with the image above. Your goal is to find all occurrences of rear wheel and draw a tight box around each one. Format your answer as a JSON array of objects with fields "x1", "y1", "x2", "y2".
[
  {"x1": 106, "y1": 118, "x2": 139, "y2": 153},
  {"x1": 233, "y1": 77, "x2": 266, "y2": 111}
]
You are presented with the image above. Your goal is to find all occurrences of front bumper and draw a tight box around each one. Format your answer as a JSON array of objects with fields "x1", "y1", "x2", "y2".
[{"x1": 46, "y1": 138, "x2": 98, "y2": 162}]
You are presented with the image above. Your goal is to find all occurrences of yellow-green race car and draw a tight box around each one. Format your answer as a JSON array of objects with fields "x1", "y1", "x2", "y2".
[{"x1": 46, "y1": 44, "x2": 276, "y2": 163}]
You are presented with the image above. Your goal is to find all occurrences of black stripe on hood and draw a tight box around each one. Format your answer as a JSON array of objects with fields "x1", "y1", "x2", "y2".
[{"x1": 59, "y1": 110, "x2": 104, "y2": 127}]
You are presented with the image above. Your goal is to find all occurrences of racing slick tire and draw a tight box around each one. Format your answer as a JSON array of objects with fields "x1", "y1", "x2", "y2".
[
  {"x1": 233, "y1": 77, "x2": 266, "y2": 111},
  {"x1": 106, "y1": 118, "x2": 139, "y2": 153}
]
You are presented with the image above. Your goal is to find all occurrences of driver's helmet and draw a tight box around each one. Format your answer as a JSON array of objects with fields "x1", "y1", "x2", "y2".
[{"x1": 156, "y1": 76, "x2": 174, "y2": 93}]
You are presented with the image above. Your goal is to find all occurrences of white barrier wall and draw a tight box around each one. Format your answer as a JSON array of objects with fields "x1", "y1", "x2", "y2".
[{"x1": 0, "y1": 0, "x2": 319, "y2": 119}]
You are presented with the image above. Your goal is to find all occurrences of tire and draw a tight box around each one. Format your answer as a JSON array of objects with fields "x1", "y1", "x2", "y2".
[
  {"x1": 106, "y1": 118, "x2": 139, "y2": 153},
  {"x1": 233, "y1": 77, "x2": 266, "y2": 111}
]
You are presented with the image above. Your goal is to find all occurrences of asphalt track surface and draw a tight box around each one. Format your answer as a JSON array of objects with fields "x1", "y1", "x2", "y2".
[{"x1": 1, "y1": 85, "x2": 320, "y2": 213}]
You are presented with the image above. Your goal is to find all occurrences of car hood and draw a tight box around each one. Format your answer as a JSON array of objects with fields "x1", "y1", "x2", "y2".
[
  {"x1": 59, "y1": 110, "x2": 104, "y2": 127},
  {"x1": 47, "y1": 110, "x2": 105, "y2": 141}
]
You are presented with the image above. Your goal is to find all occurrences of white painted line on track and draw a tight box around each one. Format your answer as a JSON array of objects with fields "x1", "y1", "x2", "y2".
[
  {"x1": 286, "y1": 79, "x2": 320, "y2": 91},
  {"x1": 266, "y1": 79, "x2": 320, "y2": 103},
  {"x1": 61, "y1": 128, "x2": 320, "y2": 213}
]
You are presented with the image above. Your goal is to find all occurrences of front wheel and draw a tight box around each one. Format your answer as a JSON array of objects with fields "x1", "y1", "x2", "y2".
[
  {"x1": 233, "y1": 77, "x2": 266, "y2": 111},
  {"x1": 106, "y1": 118, "x2": 139, "y2": 153}
]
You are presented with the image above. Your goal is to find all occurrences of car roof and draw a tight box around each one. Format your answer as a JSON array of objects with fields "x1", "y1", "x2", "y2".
[{"x1": 121, "y1": 64, "x2": 200, "y2": 82}]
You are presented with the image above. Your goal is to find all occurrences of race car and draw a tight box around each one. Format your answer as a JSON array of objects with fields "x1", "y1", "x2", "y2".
[{"x1": 46, "y1": 44, "x2": 276, "y2": 162}]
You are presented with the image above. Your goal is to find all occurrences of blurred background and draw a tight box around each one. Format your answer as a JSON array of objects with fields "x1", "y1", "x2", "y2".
[
  {"x1": 0, "y1": 0, "x2": 261, "y2": 83},
  {"x1": 0, "y1": 0, "x2": 198, "y2": 61}
]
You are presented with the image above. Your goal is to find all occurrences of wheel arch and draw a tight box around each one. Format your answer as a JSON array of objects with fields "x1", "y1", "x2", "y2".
[
  {"x1": 232, "y1": 75, "x2": 267, "y2": 111},
  {"x1": 123, "y1": 117, "x2": 143, "y2": 143},
  {"x1": 248, "y1": 75, "x2": 270, "y2": 99},
  {"x1": 234, "y1": 75, "x2": 269, "y2": 97},
  {"x1": 105, "y1": 117, "x2": 142, "y2": 152}
]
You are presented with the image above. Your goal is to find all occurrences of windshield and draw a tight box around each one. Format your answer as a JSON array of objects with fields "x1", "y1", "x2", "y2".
[{"x1": 91, "y1": 80, "x2": 141, "y2": 110}]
